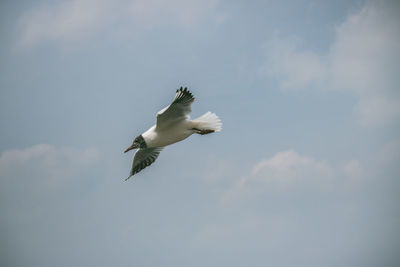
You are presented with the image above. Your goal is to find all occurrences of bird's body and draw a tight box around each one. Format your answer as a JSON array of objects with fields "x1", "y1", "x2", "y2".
[
  {"x1": 124, "y1": 87, "x2": 222, "y2": 180},
  {"x1": 142, "y1": 120, "x2": 194, "y2": 148}
]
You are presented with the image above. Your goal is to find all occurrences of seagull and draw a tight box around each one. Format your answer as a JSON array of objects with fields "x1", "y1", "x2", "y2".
[{"x1": 124, "y1": 87, "x2": 222, "y2": 180}]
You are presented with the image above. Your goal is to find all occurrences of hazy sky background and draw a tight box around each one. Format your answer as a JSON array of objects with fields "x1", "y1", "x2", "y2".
[{"x1": 1, "y1": 0, "x2": 399, "y2": 266}]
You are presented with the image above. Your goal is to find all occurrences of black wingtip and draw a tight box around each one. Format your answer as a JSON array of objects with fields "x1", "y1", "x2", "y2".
[
  {"x1": 179, "y1": 86, "x2": 190, "y2": 93},
  {"x1": 174, "y1": 86, "x2": 194, "y2": 102}
]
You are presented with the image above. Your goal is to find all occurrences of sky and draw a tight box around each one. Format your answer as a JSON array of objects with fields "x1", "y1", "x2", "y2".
[{"x1": 0, "y1": 0, "x2": 399, "y2": 266}]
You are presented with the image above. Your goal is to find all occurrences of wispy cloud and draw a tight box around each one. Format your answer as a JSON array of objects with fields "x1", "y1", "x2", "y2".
[
  {"x1": 264, "y1": 1, "x2": 400, "y2": 125},
  {"x1": 343, "y1": 159, "x2": 363, "y2": 181},
  {"x1": 0, "y1": 144, "x2": 98, "y2": 169},
  {"x1": 17, "y1": 0, "x2": 223, "y2": 47},
  {"x1": 264, "y1": 36, "x2": 327, "y2": 90},
  {"x1": 196, "y1": 147, "x2": 397, "y2": 264},
  {"x1": 251, "y1": 150, "x2": 333, "y2": 187},
  {"x1": 18, "y1": 0, "x2": 111, "y2": 46},
  {"x1": 221, "y1": 150, "x2": 336, "y2": 205},
  {"x1": 0, "y1": 144, "x2": 99, "y2": 198},
  {"x1": 128, "y1": 0, "x2": 222, "y2": 29},
  {"x1": 218, "y1": 147, "x2": 382, "y2": 207}
]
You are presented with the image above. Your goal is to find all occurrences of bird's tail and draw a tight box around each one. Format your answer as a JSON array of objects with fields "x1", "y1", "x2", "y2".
[{"x1": 192, "y1": 112, "x2": 222, "y2": 132}]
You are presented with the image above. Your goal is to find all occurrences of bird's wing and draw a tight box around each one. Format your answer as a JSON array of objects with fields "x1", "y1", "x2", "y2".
[
  {"x1": 125, "y1": 147, "x2": 164, "y2": 180},
  {"x1": 156, "y1": 87, "x2": 195, "y2": 130}
]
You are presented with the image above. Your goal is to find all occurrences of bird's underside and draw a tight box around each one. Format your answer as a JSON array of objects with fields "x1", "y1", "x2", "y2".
[
  {"x1": 125, "y1": 147, "x2": 163, "y2": 180},
  {"x1": 124, "y1": 87, "x2": 222, "y2": 180}
]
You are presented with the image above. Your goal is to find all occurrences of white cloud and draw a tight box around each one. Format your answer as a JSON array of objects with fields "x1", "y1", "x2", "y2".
[
  {"x1": 264, "y1": 37, "x2": 327, "y2": 90},
  {"x1": 0, "y1": 144, "x2": 99, "y2": 193},
  {"x1": 128, "y1": 0, "x2": 222, "y2": 29},
  {"x1": 344, "y1": 159, "x2": 364, "y2": 180},
  {"x1": 251, "y1": 150, "x2": 332, "y2": 186},
  {"x1": 18, "y1": 0, "x2": 222, "y2": 46},
  {"x1": 207, "y1": 142, "x2": 399, "y2": 264},
  {"x1": 264, "y1": 1, "x2": 400, "y2": 125},
  {"x1": 19, "y1": 0, "x2": 111, "y2": 46},
  {"x1": 0, "y1": 144, "x2": 98, "y2": 169},
  {"x1": 220, "y1": 149, "x2": 384, "y2": 206},
  {"x1": 221, "y1": 150, "x2": 334, "y2": 205}
]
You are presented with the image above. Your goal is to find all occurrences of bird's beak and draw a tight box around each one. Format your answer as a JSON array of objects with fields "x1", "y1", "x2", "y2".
[{"x1": 124, "y1": 143, "x2": 138, "y2": 153}]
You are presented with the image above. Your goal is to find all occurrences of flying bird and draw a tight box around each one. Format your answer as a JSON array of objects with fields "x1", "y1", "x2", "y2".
[{"x1": 124, "y1": 87, "x2": 222, "y2": 180}]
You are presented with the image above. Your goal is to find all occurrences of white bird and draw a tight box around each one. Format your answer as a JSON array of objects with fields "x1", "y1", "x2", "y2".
[{"x1": 124, "y1": 87, "x2": 222, "y2": 180}]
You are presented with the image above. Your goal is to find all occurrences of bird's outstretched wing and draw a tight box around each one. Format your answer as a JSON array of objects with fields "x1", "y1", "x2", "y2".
[
  {"x1": 156, "y1": 87, "x2": 195, "y2": 130},
  {"x1": 125, "y1": 147, "x2": 164, "y2": 180}
]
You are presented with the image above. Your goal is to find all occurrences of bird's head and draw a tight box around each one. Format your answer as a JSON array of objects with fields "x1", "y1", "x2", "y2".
[{"x1": 124, "y1": 135, "x2": 147, "y2": 153}]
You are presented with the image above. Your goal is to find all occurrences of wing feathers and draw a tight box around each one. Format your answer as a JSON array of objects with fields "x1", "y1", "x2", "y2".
[
  {"x1": 125, "y1": 147, "x2": 163, "y2": 180},
  {"x1": 156, "y1": 87, "x2": 195, "y2": 129},
  {"x1": 172, "y1": 87, "x2": 195, "y2": 105}
]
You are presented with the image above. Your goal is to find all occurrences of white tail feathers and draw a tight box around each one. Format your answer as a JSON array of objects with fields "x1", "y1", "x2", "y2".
[{"x1": 193, "y1": 112, "x2": 222, "y2": 132}]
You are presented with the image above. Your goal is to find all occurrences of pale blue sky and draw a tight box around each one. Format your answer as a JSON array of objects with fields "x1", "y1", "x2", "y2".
[{"x1": 1, "y1": 0, "x2": 399, "y2": 266}]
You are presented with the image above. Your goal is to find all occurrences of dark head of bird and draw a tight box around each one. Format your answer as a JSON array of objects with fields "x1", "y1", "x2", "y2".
[{"x1": 124, "y1": 135, "x2": 147, "y2": 153}]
